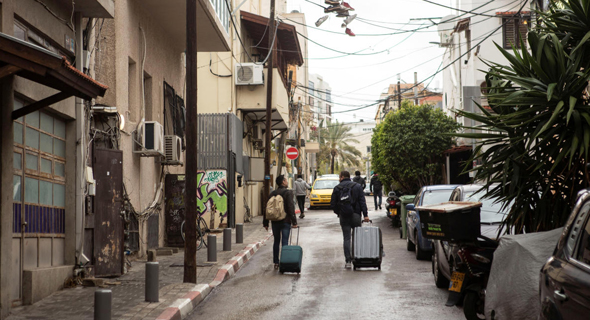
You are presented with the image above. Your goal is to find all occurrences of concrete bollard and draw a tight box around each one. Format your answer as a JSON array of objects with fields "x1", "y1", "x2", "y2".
[
  {"x1": 207, "y1": 234, "x2": 217, "y2": 262},
  {"x1": 236, "y1": 223, "x2": 244, "y2": 244},
  {"x1": 223, "y1": 228, "x2": 232, "y2": 251},
  {"x1": 145, "y1": 262, "x2": 159, "y2": 302},
  {"x1": 94, "y1": 289, "x2": 111, "y2": 320}
]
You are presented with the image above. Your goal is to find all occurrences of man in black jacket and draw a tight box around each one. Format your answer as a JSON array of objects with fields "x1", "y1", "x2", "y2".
[
  {"x1": 264, "y1": 175, "x2": 298, "y2": 270},
  {"x1": 370, "y1": 173, "x2": 383, "y2": 210},
  {"x1": 331, "y1": 171, "x2": 369, "y2": 269},
  {"x1": 352, "y1": 170, "x2": 366, "y2": 189}
]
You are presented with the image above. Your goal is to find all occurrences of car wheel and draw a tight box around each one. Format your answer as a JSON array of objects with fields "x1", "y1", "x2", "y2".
[
  {"x1": 463, "y1": 291, "x2": 486, "y2": 320},
  {"x1": 415, "y1": 232, "x2": 430, "y2": 260},
  {"x1": 406, "y1": 233, "x2": 415, "y2": 251},
  {"x1": 399, "y1": 224, "x2": 403, "y2": 239},
  {"x1": 433, "y1": 247, "x2": 450, "y2": 288}
]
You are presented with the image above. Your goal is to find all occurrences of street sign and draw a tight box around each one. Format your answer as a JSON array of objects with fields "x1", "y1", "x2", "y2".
[{"x1": 286, "y1": 147, "x2": 299, "y2": 160}]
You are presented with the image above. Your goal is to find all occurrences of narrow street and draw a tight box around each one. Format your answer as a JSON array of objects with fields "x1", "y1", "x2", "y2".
[{"x1": 188, "y1": 198, "x2": 463, "y2": 320}]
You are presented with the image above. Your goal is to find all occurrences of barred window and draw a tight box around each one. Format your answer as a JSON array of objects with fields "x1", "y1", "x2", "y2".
[{"x1": 502, "y1": 17, "x2": 530, "y2": 49}]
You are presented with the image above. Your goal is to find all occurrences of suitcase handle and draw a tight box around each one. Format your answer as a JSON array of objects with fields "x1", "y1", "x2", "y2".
[
  {"x1": 289, "y1": 226, "x2": 300, "y2": 246},
  {"x1": 362, "y1": 220, "x2": 373, "y2": 225}
]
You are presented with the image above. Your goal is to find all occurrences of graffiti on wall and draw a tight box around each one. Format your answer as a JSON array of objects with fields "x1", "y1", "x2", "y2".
[{"x1": 197, "y1": 170, "x2": 228, "y2": 218}]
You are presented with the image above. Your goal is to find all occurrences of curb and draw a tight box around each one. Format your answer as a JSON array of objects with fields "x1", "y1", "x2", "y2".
[{"x1": 156, "y1": 232, "x2": 273, "y2": 320}]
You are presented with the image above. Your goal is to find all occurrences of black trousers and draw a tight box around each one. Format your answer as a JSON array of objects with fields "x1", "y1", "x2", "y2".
[{"x1": 296, "y1": 195, "x2": 306, "y2": 215}]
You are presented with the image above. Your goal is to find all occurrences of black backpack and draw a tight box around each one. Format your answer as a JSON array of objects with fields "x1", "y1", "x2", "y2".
[{"x1": 336, "y1": 182, "x2": 357, "y2": 217}]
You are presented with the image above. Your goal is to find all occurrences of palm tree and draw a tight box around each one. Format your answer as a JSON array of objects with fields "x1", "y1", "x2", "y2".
[{"x1": 319, "y1": 120, "x2": 362, "y2": 174}]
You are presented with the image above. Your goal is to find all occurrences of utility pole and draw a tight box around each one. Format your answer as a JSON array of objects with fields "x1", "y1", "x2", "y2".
[
  {"x1": 414, "y1": 72, "x2": 419, "y2": 105},
  {"x1": 184, "y1": 0, "x2": 198, "y2": 284},
  {"x1": 397, "y1": 73, "x2": 402, "y2": 109},
  {"x1": 264, "y1": 0, "x2": 276, "y2": 208}
]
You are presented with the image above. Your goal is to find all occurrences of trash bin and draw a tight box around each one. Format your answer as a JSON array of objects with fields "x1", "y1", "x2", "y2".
[{"x1": 399, "y1": 195, "x2": 415, "y2": 239}]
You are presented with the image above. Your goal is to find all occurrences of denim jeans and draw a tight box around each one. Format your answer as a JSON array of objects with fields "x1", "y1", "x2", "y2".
[
  {"x1": 373, "y1": 190, "x2": 383, "y2": 209},
  {"x1": 271, "y1": 221, "x2": 292, "y2": 264},
  {"x1": 340, "y1": 214, "x2": 362, "y2": 263}
]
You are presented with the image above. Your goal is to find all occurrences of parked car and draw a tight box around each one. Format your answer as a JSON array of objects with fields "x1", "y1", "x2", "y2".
[
  {"x1": 539, "y1": 189, "x2": 590, "y2": 320},
  {"x1": 309, "y1": 177, "x2": 340, "y2": 209},
  {"x1": 406, "y1": 185, "x2": 459, "y2": 260},
  {"x1": 433, "y1": 184, "x2": 511, "y2": 289},
  {"x1": 320, "y1": 174, "x2": 339, "y2": 178},
  {"x1": 364, "y1": 185, "x2": 372, "y2": 196}
]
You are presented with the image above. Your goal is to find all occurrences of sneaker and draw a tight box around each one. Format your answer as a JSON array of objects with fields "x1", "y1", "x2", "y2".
[
  {"x1": 324, "y1": 0, "x2": 340, "y2": 4},
  {"x1": 315, "y1": 15, "x2": 329, "y2": 27},
  {"x1": 379, "y1": 205, "x2": 382, "y2": 210},
  {"x1": 345, "y1": 262, "x2": 352, "y2": 269},
  {"x1": 324, "y1": 4, "x2": 341, "y2": 13},
  {"x1": 336, "y1": 11, "x2": 349, "y2": 17},
  {"x1": 342, "y1": 1, "x2": 355, "y2": 11},
  {"x1": 343, "y1": 13, "x2": 357, "y2": 25},
  {"x1": 274, "y1": 263, "x2": 279, "y2": 270}
]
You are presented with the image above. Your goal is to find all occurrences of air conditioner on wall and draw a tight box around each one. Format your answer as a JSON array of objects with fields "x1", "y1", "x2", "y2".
[
  {"x1": 235, "y1": 63, "x2": 264, "y2": 86},
  {"x1": 164, "y1": 135, "x2": 183, "y2": 164},
  {"x1": 133, "y1": 121, "x2": 164, "y2": 157}
]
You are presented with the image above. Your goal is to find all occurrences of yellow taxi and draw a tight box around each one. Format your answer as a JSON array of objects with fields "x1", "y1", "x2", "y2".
[{"x1": 309, "y1": 176, "x2": 340, "y2": 209}]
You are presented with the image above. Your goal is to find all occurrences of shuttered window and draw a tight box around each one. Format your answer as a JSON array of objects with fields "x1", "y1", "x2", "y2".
[{"x1": 503, "y1": 17, "x2": 530, "y2": 49}]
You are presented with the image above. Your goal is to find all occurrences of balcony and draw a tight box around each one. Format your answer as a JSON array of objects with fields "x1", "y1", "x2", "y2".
[
  {"x1": 141, "y1": 0, "x2": 231, "y2": 52},
  {"x1": 237, "y1": 69, "x2": 290, "y2": 132},
  {"x1": 55, "y1": 0, "x2": 114, "y2": 18}
]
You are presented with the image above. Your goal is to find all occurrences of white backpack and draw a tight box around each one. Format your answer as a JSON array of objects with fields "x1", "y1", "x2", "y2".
[{"x1": 266, "y1": 194, "x2": 287, "y2": 221}]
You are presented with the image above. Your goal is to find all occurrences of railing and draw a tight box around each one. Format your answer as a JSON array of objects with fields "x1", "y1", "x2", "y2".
[{"x1": 210, "y1": 0, "x2": 230, "y2": 33}]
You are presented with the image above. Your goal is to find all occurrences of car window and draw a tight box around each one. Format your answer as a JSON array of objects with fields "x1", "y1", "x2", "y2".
[
  {"x1": 567, "y1": 202, "x2": 590, "y2": 257},
  {"x1": 575, "y1": 203, "x2": 590, "y2": 265},
  {"x1": 313, "y1": 180, "x2": 339, "y2": 190},
  {"x1": 465, "y1": 192, "x2": 511, "y2": 223},
  {"x1": 422, "y1": 189, "x2": 454, "y2": 206},
  {"x1": 413, "y1": 188, "x2": 423, "y2": 205}
]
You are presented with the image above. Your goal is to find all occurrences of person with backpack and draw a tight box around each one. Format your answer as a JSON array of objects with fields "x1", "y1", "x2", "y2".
[
  {"x1": 331, "y1": 171, "x2": 369, "y2": 269},
  {"x1": 352, "y1": 171, "x2": 366, "y2": 189},
  {"x1": 263, "y1": 175, "x2": 298, "y2": 270},
  {"x1": 294, "y1": 174, "x2": 312, "y2": 219},
  {"x1": 370, "y1": 173, "x2": 383, "y2": 211}
]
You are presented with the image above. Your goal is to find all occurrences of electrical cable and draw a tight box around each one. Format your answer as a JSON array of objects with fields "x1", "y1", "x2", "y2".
[{"x1": 209, "y1": 53, "x2": 232, "y2": 77}]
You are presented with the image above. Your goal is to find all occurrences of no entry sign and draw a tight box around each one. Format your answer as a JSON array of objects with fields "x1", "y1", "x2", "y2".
[{"x1": 286, "y1": 147, "x2": 299, "y2": 160}]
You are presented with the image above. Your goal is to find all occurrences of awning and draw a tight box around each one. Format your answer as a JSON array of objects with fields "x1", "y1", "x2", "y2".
[
  {"x1": 240, "y1": 11, "x2": 304, "y2": 66},
  {"x1": 0, "y1": 32, "x2": 108, "y2": 119},
  {"x1": 443, "y1": 145, "x2": 472, "y2": 155},
  {"x1": 239, "y1": 108, "x2": 288, "y2": 131}
]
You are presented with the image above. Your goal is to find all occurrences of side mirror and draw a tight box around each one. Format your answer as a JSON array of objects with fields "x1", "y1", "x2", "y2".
[{"x1": 406, "y1": 203, "x2": 415, "y2": 211}]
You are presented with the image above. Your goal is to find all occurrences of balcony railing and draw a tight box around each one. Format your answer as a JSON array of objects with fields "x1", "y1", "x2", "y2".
[{"x1": 210, "y1": 0, "x2": 230, "y2": 33}]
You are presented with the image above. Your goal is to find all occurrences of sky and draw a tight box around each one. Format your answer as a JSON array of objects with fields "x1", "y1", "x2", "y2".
[{"x1": 283, "y1": 0, "x2": 459, "y2": 123}]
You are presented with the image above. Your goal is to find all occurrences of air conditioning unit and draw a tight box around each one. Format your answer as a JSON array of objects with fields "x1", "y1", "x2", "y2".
[
  {"x1": 164, "y1": 135, "x2": 183, "y2": 164},
  {"x1": 235, "y1": 63, "x2": 264, "y2": 86},
  {"x1": 133, "y1": 121, "x2": 164, "y2": 157},
  {"x1": 252, "y1": 139, "x2": 264, "y2": 150}
]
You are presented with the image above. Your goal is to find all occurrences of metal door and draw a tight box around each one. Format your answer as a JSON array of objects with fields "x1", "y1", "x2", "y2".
[
  {"x1": 165, "y1": 174, "x2": 185, "y2": 247},
  {"x1": 93, "y1": 149, "x2": 124, "y2": 276},
  {"x1": 228, "y1": 153, "x2": 236, "y2": 228}
]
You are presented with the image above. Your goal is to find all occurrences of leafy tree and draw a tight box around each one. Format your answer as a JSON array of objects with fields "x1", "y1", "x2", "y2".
[
  {"x1": 372, "y1": 101, "x2": 460, "y2": 193},
  {"x1": 315, "y1": 120, "x2": 362, "y2": 174},
  {"x1": 455, "y1": 0, "x2": 590, "y2": 233}
]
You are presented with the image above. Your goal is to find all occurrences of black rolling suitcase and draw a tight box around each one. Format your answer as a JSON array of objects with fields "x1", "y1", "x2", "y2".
[{"x1": 352, "y1": 220, "x2": 383, "y2": 270}]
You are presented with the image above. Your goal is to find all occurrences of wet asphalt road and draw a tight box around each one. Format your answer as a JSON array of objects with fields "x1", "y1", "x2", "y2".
[{"x1": 188, "y1": 199, "x2": 464, "y2": 320}]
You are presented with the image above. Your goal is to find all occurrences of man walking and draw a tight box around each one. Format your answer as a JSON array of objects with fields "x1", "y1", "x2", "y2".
[
  {"x1": 264, "y1": 175, "x2": 298, "y2": 270},
  {"x1": 331, "y1": 171, "x2": 369, "y2": 269},
  {"x1": 294, "y1": 174, "x2": 311, "y2": 219},
  {"x1": 370, "y1": 173, "x2": 383, "y2": 210},
  {"x1": 352, "y1": 171, "x2": 366, "y2": 189}
]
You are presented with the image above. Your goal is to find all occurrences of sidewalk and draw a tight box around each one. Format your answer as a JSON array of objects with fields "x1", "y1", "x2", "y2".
[{"x1": 7, "y1": 216, "x2": 271, "y2": 320}]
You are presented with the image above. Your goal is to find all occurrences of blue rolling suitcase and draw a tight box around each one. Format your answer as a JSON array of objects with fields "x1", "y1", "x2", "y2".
[
  {"x1": 279, "y1": 228, "x2": 302, "y2": 274},
  {"x1": 352, "y1": 220, "x2": 383, "y2": 270}
]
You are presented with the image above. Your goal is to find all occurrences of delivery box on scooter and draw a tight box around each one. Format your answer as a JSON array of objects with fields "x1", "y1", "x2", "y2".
[{"x1": 415, "y1": 201, "x2": 482, "y2": 242}]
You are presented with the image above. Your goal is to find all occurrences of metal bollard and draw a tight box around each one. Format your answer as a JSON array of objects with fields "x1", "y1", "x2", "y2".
[
  {"x1": 207, "y1": 234, "x2": 217, "y2": 262},
  {"x1": 236, "y1": 223, "x2": 244, "y2": 244},
  {"x1": 145, "y1": 262, "x2": 159, "y2": 302},
  {"x1": 94, "y1": 289, "x2": 111, "y2": 320},
  {"x1": 223, "y1": 228, "x2": 232, "y2": 251}
]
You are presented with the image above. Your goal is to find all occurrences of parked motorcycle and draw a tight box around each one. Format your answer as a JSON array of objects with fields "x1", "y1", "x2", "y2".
[
  {"x1": 385, "y1": 191, "x2": 403, "y2": 229},
  {"x1": 445, "y1": 236, "x2": 498, "y2": 320}
]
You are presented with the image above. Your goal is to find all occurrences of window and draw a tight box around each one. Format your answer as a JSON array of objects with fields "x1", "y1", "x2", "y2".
[
  {"x1": 503, "y1": 17, "x2": 530, "y2": 49},
  {"x1": 13, "y1": 20, "x2": 71, "y2": 58},
  {"x1": 367, "y1": 146, "x2": 371, "y2": 153},
  {"x1": 326, "y1": 89, "x2": 332, "y2": 103},
  {"x1": 309, "y1": 96, "x2": 314, "y2": 107},
  {"x1": 13, "y1": 96, "x2": 66, "y2": 235}
]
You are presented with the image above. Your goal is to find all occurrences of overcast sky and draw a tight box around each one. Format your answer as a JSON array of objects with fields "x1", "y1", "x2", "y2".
[{"x1": 283, "y1": 0, "x2": 460, "y2": 123}]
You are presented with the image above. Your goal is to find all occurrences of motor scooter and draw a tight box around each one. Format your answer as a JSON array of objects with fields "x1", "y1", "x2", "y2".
[
  {"x1": 385, "y1": 191, "x2": 402, "y2": 228},
  {"x1": 446, "y1": 236, "x2": 498, "y2": 320}
]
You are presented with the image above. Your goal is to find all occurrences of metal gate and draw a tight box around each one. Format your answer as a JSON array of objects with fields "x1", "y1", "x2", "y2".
[
  {"x1": 228, "y1": 153, "x2": 236, "y2": 228},
  {"x1": 165, "y1": 174, "x2": 185, "y2": 247},
  {"x1": 93, "y1": 149, "x2": 124, "y2": 277}
]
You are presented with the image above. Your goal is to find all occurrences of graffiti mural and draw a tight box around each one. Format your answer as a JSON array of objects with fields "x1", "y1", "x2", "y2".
[{"x1": 197, "y1": 170, "x2": 228, "y2": 218}]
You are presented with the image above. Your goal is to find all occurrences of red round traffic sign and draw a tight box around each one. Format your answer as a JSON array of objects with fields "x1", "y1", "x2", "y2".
[{"x1": 286, "y1": 147, "x2": 299, "y2": 160}]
